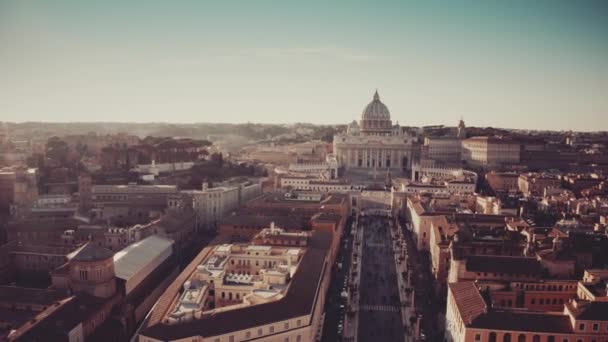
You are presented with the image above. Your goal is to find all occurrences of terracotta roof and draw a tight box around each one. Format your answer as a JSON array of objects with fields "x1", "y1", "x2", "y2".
[
  {"x1": 0, "y1": 286, "x2": 67, "y2": 306},
  {"x1": 320, "y1": 194, "x2": 347, "y2": 205},
  {"x1": 221, "y1": 215, "x2": 308, "y2": 230},
  {"x1": 311, "y1": 212, "x2": 342, "y2": 224},
  {"x1": 470, "y1": 311, "x2": 573, "y2": 333},
  {"x1": 448, "y1": 282, "x2": 486, "y2": 324},
  {"x1": 10, "y1": 294, "x2": 110, "y2": 342},
  {"x1": 71, "y1": 243, "x2": 113, "y2": 262},
  {"x1": 7, "y1": 218, "x2": 82, "y2": 232},
  {"x1": 568, "y1": 301, "x2": 608, "y2": 321},
  {"x1": 465, "y1": 255, "x2": 542, "y2": 275}
]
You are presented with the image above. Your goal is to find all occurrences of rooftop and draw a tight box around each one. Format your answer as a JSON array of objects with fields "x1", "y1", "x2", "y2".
[
  {"x1": 71, "y1": 243, "x2": 113, "y2": 262},
  {"x1": 448, "y1": 282, "x2": 487, "y2": 324},
  {"x1": 113, "y1": 235, "x2": 174, "y2": 282},
  {"x1": 567, "y1": 300, "x2": 608, "y2": 321},
  {"x1": 465, "y1": 255, "x2": 542, "y2": 275},
  {"x1": 141, "y1": 231, "x2": 332, "y2": 341},
  {"x1": 470, "y1": 310, "x2": 573, "y2": 334}
]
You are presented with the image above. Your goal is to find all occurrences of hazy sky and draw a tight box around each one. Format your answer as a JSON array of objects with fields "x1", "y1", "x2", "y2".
[{"x1": 1, "y1": 0, "x2": 607, "y2": 130}]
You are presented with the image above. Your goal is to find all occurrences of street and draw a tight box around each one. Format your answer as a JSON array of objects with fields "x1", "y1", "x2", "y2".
[{"x1": 357, "y1": 215, "x2": 405, "y2": 342}]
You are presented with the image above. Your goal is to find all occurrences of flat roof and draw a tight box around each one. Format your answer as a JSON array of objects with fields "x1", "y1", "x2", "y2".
[
  {"x1": 141, "y1": 231, "x2": 332, "y2": 340},
  {"x1": 470, "y1": 311, "x2": 573, "y2": 334},
  {"x1": 466, "y1": 255, "x2": 542, "y2": 275},
  {"x1": 113, "y1": 235, "x2": 174, "y2": 281}
]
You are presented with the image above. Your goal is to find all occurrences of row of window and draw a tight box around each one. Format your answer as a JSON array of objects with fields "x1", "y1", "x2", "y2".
[
  {"x1": 514, "y1": 283, "x2": 576, "y2": 291},
  {"x1": 529, "y1": 297, "x2": 564, "y2": 305},
  {"x1": 478, "y1": 331, "x2": 608, "y2": 342},
  {"x1": 475, "y1": 272, "x2": 532, "y2": 278},
  {"x1": 214, "y1": 320, "x2": 304, "y2": 342}
]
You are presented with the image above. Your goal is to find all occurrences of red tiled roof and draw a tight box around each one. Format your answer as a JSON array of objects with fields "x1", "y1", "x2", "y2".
[
  {"x1": 448, "y1": 282, "x2": 486, "y2": 324},
  {"x1": 567, "y1": 301, "x2": 608, "y2": 321},
  {"x1": 470, "y1": 311, "x2": 573, "y2": 333},
  {"x1": 0, "y1": 286, "x2": 68, "y2": 306},
  {"x1": 465, "y1": 255, "x2": 542, "y2": 275}
]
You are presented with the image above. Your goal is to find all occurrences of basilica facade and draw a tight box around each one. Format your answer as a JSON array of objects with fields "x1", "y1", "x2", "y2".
[{"x1": 333, "y1": 91, "x2": 417, "y2": 174}]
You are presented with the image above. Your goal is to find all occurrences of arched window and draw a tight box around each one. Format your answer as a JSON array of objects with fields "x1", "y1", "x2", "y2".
[
  {"x1": 489, "y1": 332, "x2": 497, "y2": 342},
  {"x1": 503, "y1": 333, "x2": 512, "y2": 342},
  {"x1": 517, "y1": 334, "x2": 526, "y2": 342},
  {"x1": 547, "y1": 336, "x2": 555, "y2": 342},
  {"x1": 532, "y1": 335, "x2": 541, "y2": 342}
]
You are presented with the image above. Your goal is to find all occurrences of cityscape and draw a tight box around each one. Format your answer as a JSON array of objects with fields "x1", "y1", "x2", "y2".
[{"x1": 1, "y1": 1, "x2": 608, "y2": 342}]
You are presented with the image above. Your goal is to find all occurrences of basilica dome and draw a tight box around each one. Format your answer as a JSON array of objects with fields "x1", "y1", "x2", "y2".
[
  {"x1": 360, "y1": 90, "x2": 392, "y2": 133},
  {"x1": 361, "y1": 90, "x2": 391, "y2": 121}
]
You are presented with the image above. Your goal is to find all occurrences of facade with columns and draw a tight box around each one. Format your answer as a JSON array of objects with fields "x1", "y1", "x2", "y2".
[{"x1": 333, "y1": 91, "x2": 417, "y2": 173}]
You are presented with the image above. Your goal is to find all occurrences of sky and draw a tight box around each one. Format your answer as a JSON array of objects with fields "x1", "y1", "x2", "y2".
[{"x1": 0, "y1": 0, "x2": 607, "y2": 131}]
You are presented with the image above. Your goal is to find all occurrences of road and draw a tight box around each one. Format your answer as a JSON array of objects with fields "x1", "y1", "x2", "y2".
[{"x1": 357, "y1": 215, "x2": 405, "y2": 342}]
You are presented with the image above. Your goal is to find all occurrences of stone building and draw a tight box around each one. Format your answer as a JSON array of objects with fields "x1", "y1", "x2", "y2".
[
  {"x1": 462, "y1": 136, "x2": 521, "y2": 168},
  {"x1": 333, "y1": 91, "x2": 417, "y2": 174}
]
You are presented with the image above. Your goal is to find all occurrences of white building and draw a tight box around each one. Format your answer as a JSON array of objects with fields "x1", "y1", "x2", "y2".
[
  {"x1": 280, "y1": 176, "x2": 353, "y2": 192},
  {"x1": 34, "y1": 194, "x2": 73, "y2": 208},
  {"x1": 131, "y1": 160, "x2": 195, "y2": 176},
  {"x1": 461, "y1": 136, "x2": 520, "y2": 167},
  {"x1": 185, "y1": 186, "x2": 239, "y2": 227},
  {"x1": 333, "y1": 91, "x2": 417, "y2": 174},
  {"x1": 183, "y1": 180, "x2": 262, "y2": 228},
  {"x1": 287, "y1": 154, "x2": 338, "y2": 179},
  {"x1": 411, "y1": 160, "x2": 478, "y2": 184},
  {"x1": 424, "y1": 136, "x2": 463, "y2": 163}
]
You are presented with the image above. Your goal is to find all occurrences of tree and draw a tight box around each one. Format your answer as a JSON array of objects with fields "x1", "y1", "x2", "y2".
[
  {"x1": 46, "y1": 137, "x2": 69, "y2": 164},
  {"x1": 211, "y1": 152, "x2": 224, "y2": 167}
]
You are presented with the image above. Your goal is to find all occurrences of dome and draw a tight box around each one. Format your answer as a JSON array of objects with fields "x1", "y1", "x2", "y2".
[
  {"x1": 359, "y1": 90, "x2": 392, "y2": 133},
  {"x1": 361, "y1": 90, "x2": 391, "y2": 121}
]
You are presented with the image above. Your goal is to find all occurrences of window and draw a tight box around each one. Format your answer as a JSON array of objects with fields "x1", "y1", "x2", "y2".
[
  {"x1": 593, "y1": 323, "x2": 599, "y2": 331},
  {"x1": 296, "y1": 319, "x2": 301, "y2": 327},
  {"x1": 269, "y1": 326, "x2": 274, "y2": 333},
  {"x1": 489, "y1": 332, "x2": 497, "y2": 342},
  {"x1": 245, "y1": 331, "x2": 251, "y2": 338},
  {"x1": 229, "y1": 336, "x2": 234, "y2": 342},
  {"x1": 475, "y1": 334, "x2": 481, "y2": 341},
  {"x1": 257, "y1": 328, "x2": 262, "y2": 336},
  {"x1": 503, "y1": 334, "x2": 511, "y2": 342},
  {"x1": 296, "y1": 336, "x2": 301, "y2": 342},
  {"x1": 532, "y1": 336, "x2": 540, "y2": 342},
  {"x1": 517, "y1": 334, "x2": 526, "y2": 342},
  {"x1": 284, "y1": 322, "x2": 289, "y2": 329},
  {"x1": 579, "y1": 323, "x2": 585, "y2": 331},
  {"x1": 548, "y1": 337, "x2": 555, "y2": 342}
]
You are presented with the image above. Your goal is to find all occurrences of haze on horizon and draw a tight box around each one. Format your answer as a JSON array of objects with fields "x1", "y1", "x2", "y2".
[{"x1": 1, "y1": 0, "x2": 607, "y2": 131}]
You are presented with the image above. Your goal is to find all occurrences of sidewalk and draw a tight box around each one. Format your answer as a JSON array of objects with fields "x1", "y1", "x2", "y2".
[
  {"x1": 343, "y1": 219, "x2": 364, "y2": 342},
  {"x1": 391, "y1": 219, "x2": 413, "y2": 342}
]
